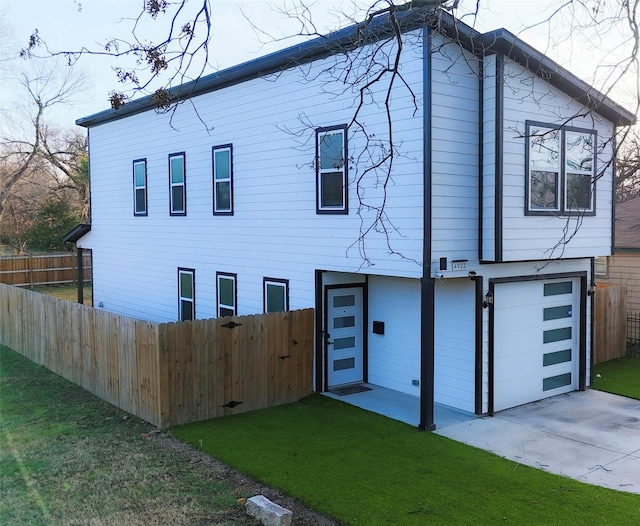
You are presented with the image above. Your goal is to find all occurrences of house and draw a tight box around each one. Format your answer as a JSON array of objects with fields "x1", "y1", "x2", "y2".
[
  {"x1": 73, "y1": 6, "x2": 634, "y2": 430},
  {"x1": 597, "y1": 196, "x2": 640, "y2": 316}
]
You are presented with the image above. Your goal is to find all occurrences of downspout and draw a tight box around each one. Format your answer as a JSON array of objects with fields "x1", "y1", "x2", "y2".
[
  {"x1": 419, "y1": 23, "x2": 436, "y2": 431},
  {"x1": 76, "y1": 247, "x2": 84, "y2": 305}
]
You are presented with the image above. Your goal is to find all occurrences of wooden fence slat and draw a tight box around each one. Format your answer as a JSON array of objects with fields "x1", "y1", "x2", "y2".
[
  {"x1": 0, "y1": 284, "x2": 314, "y2": 429},
  {"x1": 0, "y1": 253, "x2": 92, "y2": 287},
  {"x1": 594, "y1": 284, "x2": 627, "y2": 364}
]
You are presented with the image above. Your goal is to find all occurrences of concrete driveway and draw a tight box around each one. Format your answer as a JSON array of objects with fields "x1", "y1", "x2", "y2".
[{"x1": 436, "y1": 390, "x2": 640, "y2": 494}]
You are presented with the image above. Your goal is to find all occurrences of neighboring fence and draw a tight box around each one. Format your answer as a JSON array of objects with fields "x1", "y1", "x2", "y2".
[
  {"x1": 0, "y1": 284, "x2": 314, "y2": 429},
  {"x1": 628, "y1": 311, "x2": 640, "y2": 358},
  {"x1": 593, "y1": 283, "x2": 627, "y2": 364},
  {"x1": 0, "y1": 253, "x2": 92, "y2": 287}
]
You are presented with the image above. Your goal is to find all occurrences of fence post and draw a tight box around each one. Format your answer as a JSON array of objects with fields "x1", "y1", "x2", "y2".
[{"x1": 28, "y1": 253, "x2": 34, "y2": 289}]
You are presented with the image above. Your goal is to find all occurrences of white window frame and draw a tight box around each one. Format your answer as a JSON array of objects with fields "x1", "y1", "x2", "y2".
[
  {"x1": 212, "y1": 144, "x2": 233, "y2": 215},
  {"x1": 217, "y1": 272, "x2": 237, "y2": 317},
  {"x1": 264, "y1": 278, "x2": 289, "y2": 313},
  {"x1": 316, "y1": 126, "x2": 348, "y2": 214},
  {"x1": 169, "y1": 152, "x2": 186, "y2": 216},
  {"x1": 594, "y1": 257, "x2": 608, "y2": 278}
]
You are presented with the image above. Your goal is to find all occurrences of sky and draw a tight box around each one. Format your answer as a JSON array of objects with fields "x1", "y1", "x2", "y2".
[{"x1": 0, "y1": 0, "x2": 637, "y2": 132}]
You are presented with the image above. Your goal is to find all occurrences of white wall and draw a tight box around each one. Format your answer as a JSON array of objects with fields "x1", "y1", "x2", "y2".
[
  {"x1": 430, "y1": 34, "x2": 481, "y2": 269},
  {"x1": 434, "y1": 278, "x2": 475, "y2": 412},
  {"x1": 367, "y1": 275, "x2": 421, "y2": 396},
  {"x1": 81, "y1": 31, "x2": 426, "y2": 322},
  {"x1": 499, "y1": 59, "x2": 615, "y2": 262}
]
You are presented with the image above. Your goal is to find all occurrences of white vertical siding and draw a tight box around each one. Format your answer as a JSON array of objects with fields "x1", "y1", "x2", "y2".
[
  {"x1": 81, "y1": 31, "x2": 426, "y2": 322},
  {"x1": 434, "y1": 278, "x2": 475, "y2": 412},
  {"x1": 367, "y1": 275, "x2": 421, "y2": 396},
  {"x1": 430, "y1": 34, "x2": 480, "y2": 270}
]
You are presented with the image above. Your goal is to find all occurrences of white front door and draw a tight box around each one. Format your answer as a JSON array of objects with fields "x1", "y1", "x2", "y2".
[
  {"x1": 494, "y1": 278, "x2": 580, "y2": 412},
  {"x1": 326, "y1": 287, "x2": 364, "y2": 387}
]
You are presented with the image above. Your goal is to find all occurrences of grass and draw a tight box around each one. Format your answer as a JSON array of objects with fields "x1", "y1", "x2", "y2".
[
  {"x1": 592, "y1": 355, "x2": 640, "y2": 400},
  {"x1": 173, "y1": 395, "x2": 640, "y2": 526},
  {"x1": 26, "y1": 283, "x2": 92, "y2": 305},
  {"x1": 0, "y1": 346, "x2": 256, "y2": 525}
]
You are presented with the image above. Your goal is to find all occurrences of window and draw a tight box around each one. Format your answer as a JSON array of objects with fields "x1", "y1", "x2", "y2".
[
  {"x1": 594, "y1": 257, "x2": 608, "y2": 277},
  {"x1": 169, "y1": 152, "x2": 186, "y2": 215},
  {"x1": 264, "y1": 278, "x2": 289, "y2": 313},
  {"x1": 526, "y1": 121, "x2": 596, "y2": 216},
  {"x1": 178, "y1": 268, "x2": 195, "y2": 321},
  {"x1": 316, "y1": 125, "x2": 348, "y2": 214},
  {"x1": 133, "y1": 159, "x2": 147, "y2": 216},
  {"x1": 217, "y1": 272, "x2": 237, "y2": 317},
  {"x1": 212, "y1": 144, "x2": 233, "y2": 215}
]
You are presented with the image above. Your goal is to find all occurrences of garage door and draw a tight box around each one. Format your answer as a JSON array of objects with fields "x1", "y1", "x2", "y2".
[{"x1": 494, "y1": 279, "x2": 580, "y2": 412}]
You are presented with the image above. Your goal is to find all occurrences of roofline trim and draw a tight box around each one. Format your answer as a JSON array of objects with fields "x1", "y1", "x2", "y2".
[{"x1": 76, "y1": 6, "x2": 635, "y2": 128}]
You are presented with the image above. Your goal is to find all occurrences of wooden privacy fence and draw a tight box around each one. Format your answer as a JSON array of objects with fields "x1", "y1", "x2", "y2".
[
  {"x1": 594, "y1": 283, "x2": 627, "y2": 364},
  {"x1": 0, "y1": 253, "x2": 92, "y2": 287},
  {"x1": 0, "y1": 284, "x2": 314, "y2": 428}
]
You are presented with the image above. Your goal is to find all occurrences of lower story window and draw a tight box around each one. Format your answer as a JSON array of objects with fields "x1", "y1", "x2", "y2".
[
  {"x1": 217, "y1": 272, "x2": 237, "y2": 317},
  {"x1": 264, "y1": 278, "x2": 289, "y2": 313},
  {"x1": 178, "y1": 268, "x2": 195, "y2": 321}
]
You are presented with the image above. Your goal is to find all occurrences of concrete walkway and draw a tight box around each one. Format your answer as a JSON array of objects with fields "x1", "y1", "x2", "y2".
[{"x1": 436, "y1": 390, "x2": 640, "y2": 494}]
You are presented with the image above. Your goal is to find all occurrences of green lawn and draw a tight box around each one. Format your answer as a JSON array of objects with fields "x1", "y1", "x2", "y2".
[
  {"x1": 592, "y1": 356, "x2": 640, "y2": 400},
  {"x1": 172, "y1": 395, "x2": 640, "y2": 526},
  {"x1": 27, "y1": 283, "x2": 92, "y2": 305},
  {"x1": 0, "y1": 347, "x2": 253, "y2": 525}
]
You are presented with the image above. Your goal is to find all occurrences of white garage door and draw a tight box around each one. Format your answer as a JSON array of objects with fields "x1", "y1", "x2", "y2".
[{"x1": 494, "y1": 279, "x2": 579, "y2": 412}]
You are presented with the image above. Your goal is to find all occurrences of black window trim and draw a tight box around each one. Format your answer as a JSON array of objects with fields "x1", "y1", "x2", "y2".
[
  {"x1": 133, "y1": 158, "x2": 148, "y2": 216},
  {"x1": 216, "y1": 271, "x2": 237, "y2": 317},
  {"x1": 169, "y1": 151, "x2": 187, "y2": 216},
  {"x1": 212, "y1": 143, "x2": 234, "y2": 216},
  {"x1": 263, "y1": 277, "x2": 290, "y2": 313},
  {"x1": 316, "y1": 124, "x2": 348, "y2": 215},
  {"x1": 525, "y1": 120, "x2": 597, "y2": 217},
  {"x1": 178, "y1": 267, "x2": 195, "y2": 321}
]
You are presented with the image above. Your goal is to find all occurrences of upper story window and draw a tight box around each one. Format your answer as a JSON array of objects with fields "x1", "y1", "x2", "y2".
[
  {"x1": 169, "y1": 152, "x2": 186, "y2": 216},
  {"x1": 133, "y1": 159, "x2": 147, "y2": 216},
  {"x1": 217, "y1": 272, "x2": 237, "y2": 317},
  {"x1": 316, "y1": 125, "x2": 348, "y2": 214},
  {"x1": 264, "y1": 278, "x2": 289, "y2": 313},
  {"x1": 526, "y1": 121, "x2": 596, "y2": 216},
  {"x1": 212, "y1": 144, "x2": 233, "y2": 215},
  {"x1": 178, "y1": 268, "x2": 195, "y2": 321}
]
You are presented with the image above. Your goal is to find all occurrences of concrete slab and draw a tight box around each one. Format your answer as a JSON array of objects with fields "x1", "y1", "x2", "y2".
[{"x1": 437, "y1": 390, "x2": 640, "y2": 494}]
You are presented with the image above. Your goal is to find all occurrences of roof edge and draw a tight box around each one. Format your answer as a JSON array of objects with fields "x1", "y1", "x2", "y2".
[
  {"x1": 77, "y1": 7, "x2": 635, "y2": 128},
  {"x1": 76, "y1": 5, "x2": 438, "y2": 128},
  {"x1": 480, "y1": 28, "x2": 635, "y2": 126},
  {"x1": 63, "y1": 223, "x2": 91, "y2": 243}
]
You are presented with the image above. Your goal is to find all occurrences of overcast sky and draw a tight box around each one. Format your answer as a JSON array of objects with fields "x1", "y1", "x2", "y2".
[{"x1": 1, "y1": 0, "x2": 636, "y2": 132}]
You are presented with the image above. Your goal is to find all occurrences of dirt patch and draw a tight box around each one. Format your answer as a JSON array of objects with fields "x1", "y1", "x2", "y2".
[{"x1": 150, "y1": 431, "x2": 340, "y2": 526}]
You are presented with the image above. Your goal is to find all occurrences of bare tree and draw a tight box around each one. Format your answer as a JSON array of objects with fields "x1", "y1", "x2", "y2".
[
  {"x1": 0, "y1": 59, "x2": 89, "y2": 252},
  {"x1": 616, "y1": 126, "x2": 640, "y2": 202}
]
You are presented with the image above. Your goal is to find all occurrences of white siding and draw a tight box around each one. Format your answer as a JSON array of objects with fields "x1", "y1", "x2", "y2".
[
  {"x1": 434, "y1": 278, "x2": 475, "y2": 412},
  {"x1": 81, "y1": 31, "x2": 426, "y2": 321},
  {"x1": 367, "y1": 275, "x2": 421, "y2": 396},
  {"x1": 499, "y1": 59, "x2": 615, "y2": 261},
  {"x1": 431, "y1": 34, "x2": 480, "y2": 271}
]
